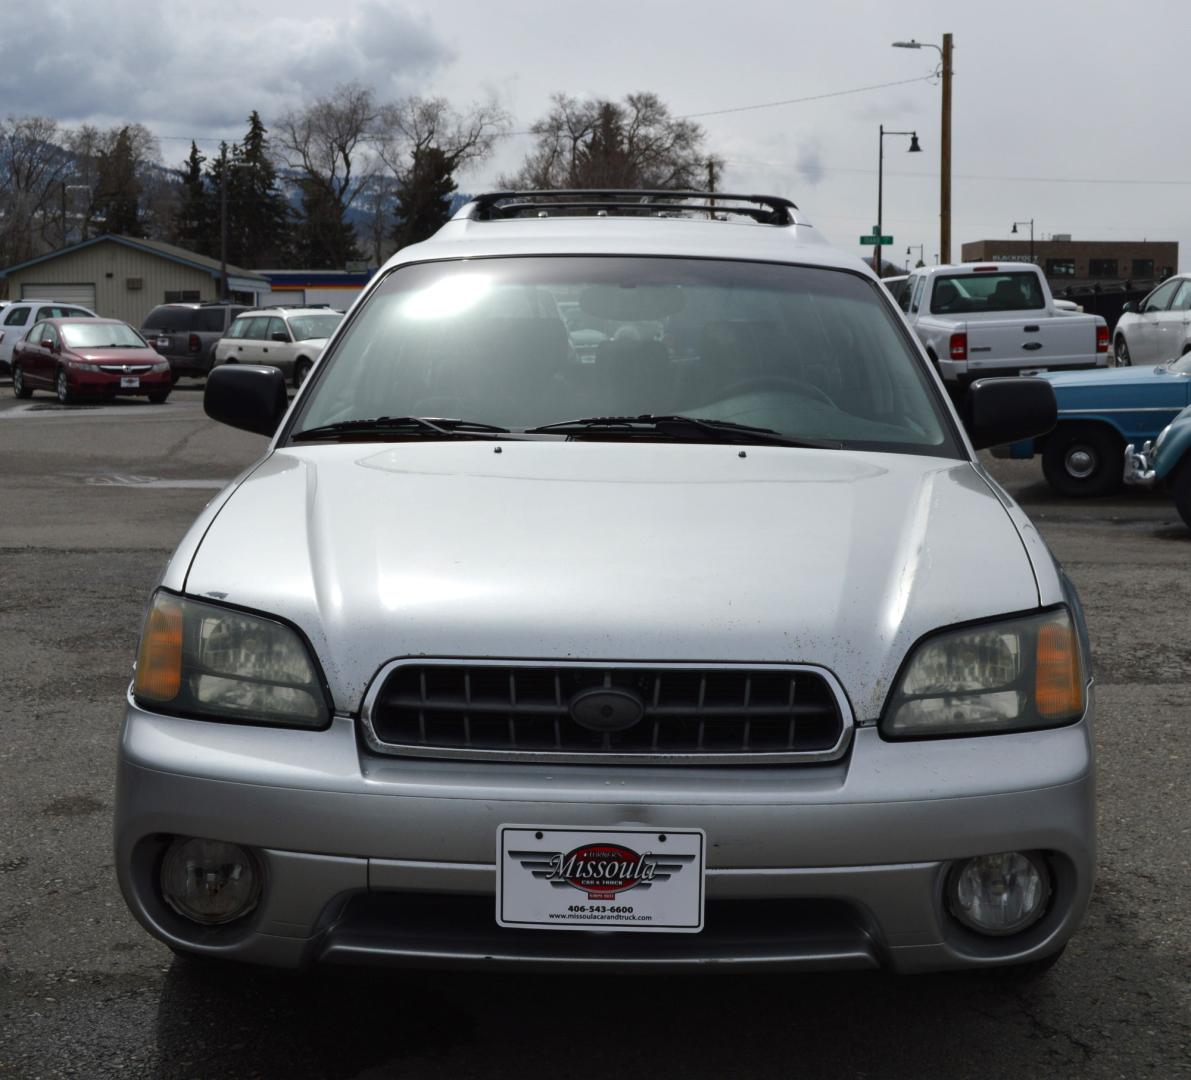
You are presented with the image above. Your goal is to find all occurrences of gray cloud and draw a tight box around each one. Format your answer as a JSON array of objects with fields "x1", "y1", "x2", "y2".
[{"x1": 0, "y1": 0, "x2": 450, "y2": 136}]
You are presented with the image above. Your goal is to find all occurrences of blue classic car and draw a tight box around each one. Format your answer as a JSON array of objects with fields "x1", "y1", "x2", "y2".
[
  {"x1": 1124, "y1": 404, "x2": 1191, "y2": 526},
  {"x1": 1000, "y1": 354, "x2": 1191, "y2": 495}
]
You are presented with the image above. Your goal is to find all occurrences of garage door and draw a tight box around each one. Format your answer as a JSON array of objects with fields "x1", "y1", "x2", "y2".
[{"x1": 21, "y1": 283, "x2": 97, "y2": 309}]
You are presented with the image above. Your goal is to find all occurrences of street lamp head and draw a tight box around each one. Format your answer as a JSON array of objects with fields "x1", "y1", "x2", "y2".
[
  {"x1": 908, "y1": 133, "x2": 922, "y2": 153},
  {"x1": 892, "y1": 40, "x2": 921, "y2": 48},
  {"x1": 1011, "y1": 223, "x2": 1018, "y2": 234}
]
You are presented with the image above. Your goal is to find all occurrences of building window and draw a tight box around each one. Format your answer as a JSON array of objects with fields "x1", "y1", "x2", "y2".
[
  {"x1": 1088, "y1": 259, "x2": 1118, "y2": 279},
  {"x1": 1131, "y1": 259, "x2": 1154, "y2": 279},
  {"x1": 1046, "y1": 259, "x2": 1076, "y2": 277},
  {"x1": 164, "y1": 290, "x2": 201, "y2": 303}
]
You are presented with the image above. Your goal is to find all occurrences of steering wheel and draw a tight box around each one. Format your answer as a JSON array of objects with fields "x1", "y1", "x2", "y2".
[{"x1": 715, "y1": 375, "x2": 837, "y2": 409}]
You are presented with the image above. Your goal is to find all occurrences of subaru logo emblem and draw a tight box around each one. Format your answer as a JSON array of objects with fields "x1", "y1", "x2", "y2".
[{"x1": 568, "y1": 687, "x2": 645, "y2": 733}]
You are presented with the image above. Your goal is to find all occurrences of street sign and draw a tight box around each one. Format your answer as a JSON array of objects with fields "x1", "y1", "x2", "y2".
[{"x1": 860, "y1": 235, "x2": 893, "y2": 246}]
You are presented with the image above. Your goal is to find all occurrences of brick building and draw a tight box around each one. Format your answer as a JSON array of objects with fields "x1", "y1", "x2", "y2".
[{"x1": 959, "y1": 237, "x2": 1177, "y2": 293}]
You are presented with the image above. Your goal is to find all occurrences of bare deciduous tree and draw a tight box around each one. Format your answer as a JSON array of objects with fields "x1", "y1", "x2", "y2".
[
  {"x1": 376, "y1": 95, "x2": 509, "y2": 253},
  {"x1": 0, "y1": 116, "x2": 72, "y2": 264},
  {"x1": 274, "y1": 82, "x2": 384, "y2": 266},
  {"x1": 506, "y1": 92, "x2": 708, "y2": 191}
]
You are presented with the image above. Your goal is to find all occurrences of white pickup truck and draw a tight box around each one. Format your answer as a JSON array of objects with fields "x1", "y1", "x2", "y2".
[{"x1": 898, "y1": 263, "x2": 1109, "y2": 385}]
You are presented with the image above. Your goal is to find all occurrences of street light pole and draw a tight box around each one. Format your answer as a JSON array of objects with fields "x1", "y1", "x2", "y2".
[
  {"x1": 1012, "y1": 219, "x2": 1035, "y2": 264},
  {"x1": 893, "y1": 33, "x2": 953, "y2": 264},
  {"x1": 876, "y1": 126, "x2": 921, "y2": 276}
]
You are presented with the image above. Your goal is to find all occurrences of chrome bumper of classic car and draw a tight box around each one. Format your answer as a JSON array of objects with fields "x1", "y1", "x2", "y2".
[{"x1": 1123, "y1": 441, "x2": 1156, "y2": 486}]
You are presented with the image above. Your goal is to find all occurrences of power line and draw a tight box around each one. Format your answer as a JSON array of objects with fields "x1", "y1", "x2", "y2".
[{"x1": 678, "y1": 74, "x2": 937, "y2": 119}]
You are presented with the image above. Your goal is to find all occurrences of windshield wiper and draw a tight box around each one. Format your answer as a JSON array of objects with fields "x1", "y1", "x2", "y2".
[
  {"x1": 524, "y1": 414, "x2": 842, "y2": 449},
  {"x1": 291, "y1": 416, "x2": 510, "y2": 442}
]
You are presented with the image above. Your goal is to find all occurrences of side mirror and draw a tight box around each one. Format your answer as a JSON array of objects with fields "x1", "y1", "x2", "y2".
[
  {"x1": 271, "y1": 331, "x2": 290, "y2": 343},
  {"x1": 204, "y1": 364, "x2": 288, "y2": 437},
  {"x1": 963, "y1": 377, "x2": 1057, "y2": 450},
  {"x1": 1121, "y1": 301, "x2": 1138, "y2": 315},
  {"x1": 41, "y1": 338, "x2": 55, "y2": 351}
]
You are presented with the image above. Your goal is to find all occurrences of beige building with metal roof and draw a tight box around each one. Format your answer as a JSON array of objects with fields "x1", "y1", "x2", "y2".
[{"x1": 0, "y1": 235, "x2": 270, "y2": 325}]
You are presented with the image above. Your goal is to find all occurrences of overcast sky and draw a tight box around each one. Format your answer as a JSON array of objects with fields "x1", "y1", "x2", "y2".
[{"x1": 3, "y1": 0, "x2": 1188, "y2": 269}]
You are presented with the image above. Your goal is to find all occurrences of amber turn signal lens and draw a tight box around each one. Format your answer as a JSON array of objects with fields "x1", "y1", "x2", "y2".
[
  {"x1": 134, "y1": 594, "x2": 183, "y2": 702},
  {"x1": 1035, "y1": 618, "x2": 1083, "y2": 719}
]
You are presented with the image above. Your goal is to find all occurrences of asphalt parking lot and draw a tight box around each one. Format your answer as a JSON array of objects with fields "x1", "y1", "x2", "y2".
[{"x1": 0, "y1": 381, "x2": 1188, "y2": 1079}]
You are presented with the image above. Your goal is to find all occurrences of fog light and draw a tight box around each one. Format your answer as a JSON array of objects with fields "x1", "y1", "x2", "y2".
[
  {"x1": 160, "y1": 837, "x2": 261, "y2": 925},
  {"x1": 948, "y1": 851, "x2": 1050, "y2": 936}
]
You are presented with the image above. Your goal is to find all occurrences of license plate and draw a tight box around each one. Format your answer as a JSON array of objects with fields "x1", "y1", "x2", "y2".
[
  {"x1": 1021, "y1": 367, "x2": 1048, "y2": 376},
  {"x1": 155, "y1": 337, "x2": 169, "y2": 349},
  {"x1": 497, "y1": 826, "x2": 705, "y2": 932},
  {"x1": 121, "y1": 376, "x2": 140, "y2": 388}
]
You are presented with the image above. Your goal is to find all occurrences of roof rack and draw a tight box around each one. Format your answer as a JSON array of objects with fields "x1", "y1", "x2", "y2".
[{"x1": 466, "y1": 190, "x2": 799, "y2": 226}]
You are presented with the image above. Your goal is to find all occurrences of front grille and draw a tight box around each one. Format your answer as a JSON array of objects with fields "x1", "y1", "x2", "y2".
[
  {"x1": 98, "y1": 364, "x2": 153, "y2": 373},
  {"x1": 363, "y1": 661, "x2": 849, "y2": 764}
]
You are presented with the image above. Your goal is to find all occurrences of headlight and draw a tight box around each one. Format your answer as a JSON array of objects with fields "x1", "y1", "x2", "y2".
[
  {"x1": 151, "y1": 360, "x2": 170, "y2": 373},
  {"x1": 76, "y1": 362, "x2": 100, "y2": 372},
  {"x1": 882, "y1": 608, "x2": 1084, "y2": 738},
  {"x1": 133, "y1": 591, "x2": 330, "y2": 727}
]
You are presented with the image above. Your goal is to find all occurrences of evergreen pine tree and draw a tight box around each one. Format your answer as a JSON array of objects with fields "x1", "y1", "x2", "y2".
[
  {"x1": 94, "y1": 126, "x2": 143, "y2": 236},
  {"x1": 391, "y1": 147, "x2": 456, "y2": 250},
  {"x1": 173, "y1": 142, "x2": 212, "y2": 255}
]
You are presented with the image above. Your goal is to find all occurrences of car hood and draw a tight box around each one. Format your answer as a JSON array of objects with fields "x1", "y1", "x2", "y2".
[
  {"x1": 296, "y1": 337, "x2": 330, "y2": 352},
  {"x1": 1040, "y1": 364, "x2": 1167, "y2": 390},
  {"x1": 73, "y1": 348, "x2": 160, "y2": 364},
  {"x1": 184, "y1": 442, "x2": 1040, "y2": 718}
]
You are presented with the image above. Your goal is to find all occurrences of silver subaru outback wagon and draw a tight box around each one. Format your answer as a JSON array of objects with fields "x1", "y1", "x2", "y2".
[{"x1": 115, "y1": 191, "x2": 1094, "y2": 975}]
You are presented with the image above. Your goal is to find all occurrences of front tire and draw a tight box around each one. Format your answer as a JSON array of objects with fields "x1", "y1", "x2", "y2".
[
  {"x1": 1114, "y1": 335, "x2": 1132, "y2": 367},
  {"x1": 294, "y1": 358, "x2": 312, "y2": 388},
  {"x1": 1171, "y1": 459, "x2": 1191, "y2": 530},
  {"x1": 12, "y1": 363, "x2": 32, "y2": 398},
  {"x1": 55, "y1": 367, "x2": 74, "y2": 405},
  {"x1": 147, "y1": 391, "x2": 170, "y2": 404},
  {"x1": 1041, "y1": 423, "x2": 1123, "y2": 497}
]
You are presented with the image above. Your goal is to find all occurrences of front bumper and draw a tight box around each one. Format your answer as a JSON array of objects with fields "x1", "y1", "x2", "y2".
[
  {"x1": 115, "y1": 701, "x2": 1096, "y2": 974},
  {"x1": 1124, "y1": 441, "x2": 1156, "y2": 486},
  {"x1": 69, "y1": 370, "x2": 172, "y2": 396}
]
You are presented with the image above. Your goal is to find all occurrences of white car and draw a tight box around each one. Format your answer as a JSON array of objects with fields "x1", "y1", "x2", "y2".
[
  {"x1": 116, "y1": 190, "x2": 1094, "y2": 978},
  {"x1": 1112, "y1": 275, "x2": 1191, "y2": 367},
  {"x1": 0, "y1": 299, "x2": 98, "y2": 375},
  {"x1": 212, "y1": 307, "x2": 344, "y2": 387}
]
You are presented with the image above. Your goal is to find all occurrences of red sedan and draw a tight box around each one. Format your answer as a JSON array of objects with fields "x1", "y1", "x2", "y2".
[{"x1": 12, "y1": 317, "x2": 173, "y2": 404}]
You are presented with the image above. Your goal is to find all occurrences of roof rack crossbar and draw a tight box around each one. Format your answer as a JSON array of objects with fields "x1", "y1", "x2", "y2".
[{"x1": 466, "y1": 189, "x2": 798, "y2": 225}]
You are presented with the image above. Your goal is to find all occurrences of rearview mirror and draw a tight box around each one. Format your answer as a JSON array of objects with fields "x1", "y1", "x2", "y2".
[
  {"x1": 271, "y1": 331, "x2": 290, "y2": 343},
  {"x1": 40, "y1": 338, "x2": 55, "y2": 351},
  {"x1": 204, "y1": 364, "x2": 288, "y2": 437},
  {"x1": 964, "y1": 377, "x2": 1057, "y2": 450}
]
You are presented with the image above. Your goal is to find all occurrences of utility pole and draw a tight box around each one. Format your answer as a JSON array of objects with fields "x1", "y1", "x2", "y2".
[
  {"x1": 707, "y1": 158, "x2": 719, "y2": 219},
  {"x1": 892, "y1": 34, "x2": 953, "y2": 264},
  {"x1": 219, "y1": 143, "x2": 229, "y2": 302},
  {"x1": 940, "y1": 32, "x2": 953, "y2": 265}
]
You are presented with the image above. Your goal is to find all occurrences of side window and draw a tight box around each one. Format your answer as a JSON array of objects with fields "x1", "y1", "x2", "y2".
[
  {"x1": 226, "y1": 318, "x2": 248, "y2": 339},
  {"x1": 5, "y1": 306, "x2": 30, "y2": 326},
  {"x1": 1170, "y1": 281, "x2": 1191, "y2": 313},
  {"x1": 909, "y1": 276, "x2": 926, "y2": 314},
  {"x1": 45, "y1": 324, "x2": 60, "y2": 348},
  {"x1": 244, "y1": 317, "x2": 269, "y2": 340},
  {"x1": 26, "y1": 321, "x2": 45, "y2": 343},
  {"x1": 268, "y1": 317, "x2": 289, "y2": 341},
  {"x1": 1141, "y1": 279, "x2": 1180, "y2": 313},
  {"x1": 191, "y1": 308, "x2": 228, "y2": 333},
  {"x1": 143, "y1": 307, "x2": 191, "y2": 332}
]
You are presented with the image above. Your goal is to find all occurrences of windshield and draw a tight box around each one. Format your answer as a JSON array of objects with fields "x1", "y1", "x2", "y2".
[
  {"x1": 931, "y1": 272, "x2": 1045, "y2": 314},
  {"x1": 288, "y1": 313, "x2": 343, "y2": 341},
  {"x1": 290, "y1": 257, "x2": 955, "y2": 454},
  {"x1": 61, "y1": 322, "x2": 147, "y2": 349}
]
